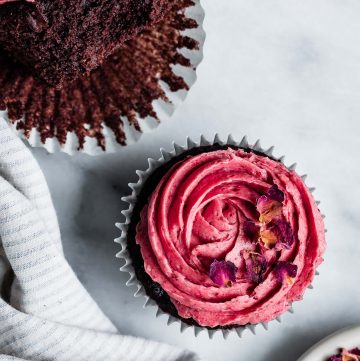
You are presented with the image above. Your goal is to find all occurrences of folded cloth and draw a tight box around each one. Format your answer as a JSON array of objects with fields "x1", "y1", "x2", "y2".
[{"x1": 0, "y1": 118, "x2": 202, "y2": 361}]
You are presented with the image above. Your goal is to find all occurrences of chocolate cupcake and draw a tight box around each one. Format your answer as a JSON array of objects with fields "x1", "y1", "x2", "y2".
[
  {"x1": 116, "y1": 135, "x2": 326, "y2": 338},
  {"x1": 0, "y1": 0, "x2": 168, "y2": 87},
  {"x1": 0, "y1": 0, "x2": 205, "y2": 154}
]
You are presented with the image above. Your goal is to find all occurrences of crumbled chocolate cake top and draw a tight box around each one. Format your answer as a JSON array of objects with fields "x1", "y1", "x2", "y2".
[
  {"x1": 0, "y1": 0, "x2": 168, "y2": 86},
  {"x1": 0, "y1": 0, "x2": 199, "y2": 150}
]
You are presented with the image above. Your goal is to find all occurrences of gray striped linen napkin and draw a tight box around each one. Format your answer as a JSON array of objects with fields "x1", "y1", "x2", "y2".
[{"x1": 0, "y1": 118, "x2": 203, "y2": 361}]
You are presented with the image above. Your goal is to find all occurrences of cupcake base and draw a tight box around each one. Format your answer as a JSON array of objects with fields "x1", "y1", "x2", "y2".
[{"x1": 116, "y1": 134, "x2": 324, "y2": 338}]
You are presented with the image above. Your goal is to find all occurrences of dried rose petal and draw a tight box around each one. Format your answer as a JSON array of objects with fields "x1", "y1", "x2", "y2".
[
  {"x1": 342, "y1": 354, "x2": 359, "y2": 361},
  {"x1": 329, "y1": 355, "x2": 342, "y2": 361},
  {"x1": 260, "y1": 219, "x2": 294, "y2": 249},
  {"x1": 349, "y1": 349, "x2": 360, "y2": 356},
  {"x1": 343, "y1": 349, "x2": 360, "y2": 361},
  {"x1": 244, "y1": 251, "x2": 268, "y2": 284},
  {"x1": 243, "y1": 220, "x2": 260, "y2": 242},
  {"x1": 257, "y1": 196, "x2": 282, "y2": 223},
  {"x1": 267, "y1": 185, "x2": 285, "y2": 202},
  {"x1": 209, "y1": 260, "x2": 237, "y2": 287},
  {"x1": 328, "y1": 349, "x2": 360, "y2": 361},
  {"x1": 259, "y1": 228, "x2": 278, "y2": 249},
  {"x1": 256, "y1": 185, "x2": 285, "y2": 223},
  {"x1": 274, "y1": 261, "x2": 298, "y2": 285}
]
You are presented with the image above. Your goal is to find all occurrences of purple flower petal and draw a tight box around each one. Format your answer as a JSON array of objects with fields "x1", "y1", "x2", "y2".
[
  {"x1": 274, "y1": 261, "x2": 298, "y2": 285},
  {"x1": 256, "y1": 196, "x2": 282, "y2": 223},
  {"x1": 260, "y1": 219, "x2": 294, "y2": 249},
  {"x1": 328, "y1": 348, "x2": 360, "y2": 361},
  {"x1": 243, "y1": 220, "x2": 260, "y2": 242},
  {"x1": 256, "y1": 185, "x2": 285, "y2": 223},
  {"x1": 349, "y1": 349, "x2": 360, "y2": 356},
  {"x1": 259, "y1": 227, "x2": 278, "y2": 249},
  {"x1": 267, "y1": 185, "x2": 285, "y2": 203},
  {"x1": 344, "y1": 349, "x2": 360, "y2": 360},
  {"x1": 244, "y1": 251, "x2": 268, "y2": 284},
  {"x1": 209, "y1": 260, "x2": 237, "y2": 287}
]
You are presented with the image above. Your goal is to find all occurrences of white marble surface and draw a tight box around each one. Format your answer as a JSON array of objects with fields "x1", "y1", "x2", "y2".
[{"x1": 30, "y1": 1, "x2": 360, "y2": 360}]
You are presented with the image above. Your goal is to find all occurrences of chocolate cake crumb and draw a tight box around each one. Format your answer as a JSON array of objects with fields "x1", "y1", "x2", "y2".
[
  {"x1": 0, "y1": 0, "x2": 168, "y2": 87},
  {"x1": 0, "y1": 0, "x2": 199, "y2": 150}
]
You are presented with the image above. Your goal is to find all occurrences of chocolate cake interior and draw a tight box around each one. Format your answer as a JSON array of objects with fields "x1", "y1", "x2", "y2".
[{"x1": 0, "y1": 0, "x2": 167, "y2": 86}]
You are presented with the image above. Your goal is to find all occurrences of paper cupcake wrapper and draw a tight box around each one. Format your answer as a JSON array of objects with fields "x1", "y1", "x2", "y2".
[
  {"x1": 115, "y1": 134, "x2": 325, "y2": 339},
  {"x1": 3, "y1": 0, "x2": 205, "y2": 156}
]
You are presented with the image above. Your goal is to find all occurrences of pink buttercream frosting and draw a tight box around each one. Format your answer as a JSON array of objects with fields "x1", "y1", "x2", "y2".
[{"x1": 136, "y1": 148, "x2": 326, "y2": 327}]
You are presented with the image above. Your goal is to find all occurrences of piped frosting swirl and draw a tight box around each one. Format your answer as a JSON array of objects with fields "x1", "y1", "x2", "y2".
[{"x1": 136, "y1": 148, "x2": 325, "y2": 327}]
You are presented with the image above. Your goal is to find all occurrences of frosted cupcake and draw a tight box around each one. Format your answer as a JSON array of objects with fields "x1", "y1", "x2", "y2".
[{"x1": 122, "y1": 141, "x2": 326, "y2": 331}]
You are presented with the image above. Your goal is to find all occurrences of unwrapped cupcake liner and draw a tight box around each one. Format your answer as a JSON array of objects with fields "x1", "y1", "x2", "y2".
[
  {"x1": 2, "y1": 0, "x2": 205, "y2": 156},
  {"x1": 115, "y1": 134, "x2": 326, "y2": 339}
]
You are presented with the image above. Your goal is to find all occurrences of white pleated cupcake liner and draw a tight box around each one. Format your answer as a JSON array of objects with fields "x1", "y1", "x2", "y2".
[
  {"x1": 115, "y1": 134, "x2": 325, "y2": 339},
  {"x1": 4, "y1": 0, "x2": 205, "y2": 156}
]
